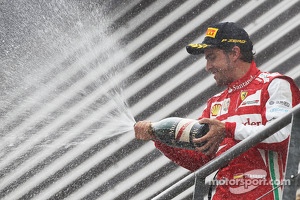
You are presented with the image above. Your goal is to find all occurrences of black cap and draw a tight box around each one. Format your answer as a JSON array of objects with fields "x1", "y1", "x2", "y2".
[{"x1": 186, "y1": 22, "x2": 253, "y2": 55}]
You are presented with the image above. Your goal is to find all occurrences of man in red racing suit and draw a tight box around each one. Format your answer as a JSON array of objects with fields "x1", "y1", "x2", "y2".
[
  {"x1": 154, "y1": 61, "x2": 300, "y2": 199},
  {"x1": 134, "y1": 22, "x2": 300, "y2": 199}
]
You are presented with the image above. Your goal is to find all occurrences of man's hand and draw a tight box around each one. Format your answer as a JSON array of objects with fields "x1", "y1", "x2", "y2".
[
  {"x1": 193, "y1": 118, "x2": 226, "y2": 156},
  {"x1": 134, "y1": 121, "x2": 156, "y2": 141}
]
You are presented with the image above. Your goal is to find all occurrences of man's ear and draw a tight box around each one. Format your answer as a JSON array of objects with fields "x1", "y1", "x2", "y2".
[{"x1": 231, "y1": 46, "x2": 241, "y2": 61}]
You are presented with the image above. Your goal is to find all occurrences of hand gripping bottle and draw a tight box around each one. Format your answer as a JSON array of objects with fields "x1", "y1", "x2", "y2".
[{"x1": 150, "y1": 117, "x2": 209, "y2": 150}]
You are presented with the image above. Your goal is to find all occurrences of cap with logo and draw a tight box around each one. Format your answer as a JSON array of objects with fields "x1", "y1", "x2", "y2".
[{"x1": 186, "y1": 22, "x2": 253, "y2": 55}]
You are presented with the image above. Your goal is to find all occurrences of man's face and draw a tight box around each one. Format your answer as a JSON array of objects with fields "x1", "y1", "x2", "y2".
[{"x1": 204, "y1": 48, "x2": 235, "y2": 86}]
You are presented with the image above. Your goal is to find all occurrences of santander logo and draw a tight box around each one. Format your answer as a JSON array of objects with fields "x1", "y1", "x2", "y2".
[{"x1": 242, "y1": 118, "x2": 262, "y2": 126}]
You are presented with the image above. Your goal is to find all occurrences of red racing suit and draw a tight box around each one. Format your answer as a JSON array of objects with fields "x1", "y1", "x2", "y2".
[{"x1": 154, "y1": 61, "x2": 300, "y2": 200}]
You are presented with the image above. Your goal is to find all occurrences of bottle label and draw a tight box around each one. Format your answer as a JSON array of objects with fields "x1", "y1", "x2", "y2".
[{"x1": 175, "y1": 119, "x2": 198, "y2": 143}]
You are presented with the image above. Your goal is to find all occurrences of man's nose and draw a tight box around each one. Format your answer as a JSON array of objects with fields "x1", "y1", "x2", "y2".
[{"x1": 205, "y1": 62, "x2": 212, "y2": 71}]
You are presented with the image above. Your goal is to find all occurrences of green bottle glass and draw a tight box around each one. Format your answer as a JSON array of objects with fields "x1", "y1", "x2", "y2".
[{"x1": 151, "y1": 117, "x2": 209, "y2": 150}]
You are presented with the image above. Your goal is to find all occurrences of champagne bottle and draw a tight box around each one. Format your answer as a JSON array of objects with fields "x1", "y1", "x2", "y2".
[{"x1": 151, "y1": 117, "x2": 209, "y2": 150}]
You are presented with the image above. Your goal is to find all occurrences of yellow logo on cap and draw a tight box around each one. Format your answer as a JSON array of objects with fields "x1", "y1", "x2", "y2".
[
  {"x1": 206, "y1": 28, "x2": 218, "y2": 38},
  {"x1": 221, "y1": 39, "x2": 247, "y2": 43},
  {"x1": 188, "y1": 43, "x2": 208, "y2": 49}
]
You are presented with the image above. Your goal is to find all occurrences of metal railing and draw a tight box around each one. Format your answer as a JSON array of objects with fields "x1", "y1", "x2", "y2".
[{"x1": 153, "y1": 103, "x2": 300, "y2": 200}]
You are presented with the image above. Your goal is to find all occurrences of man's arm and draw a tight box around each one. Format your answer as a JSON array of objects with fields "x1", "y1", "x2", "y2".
[
  {"x1": 154, "y1": 141, "x2": 213, "y2": 172},
  {"x1": 134, "y1": 121, "x2": 213, "y2": 171}
]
